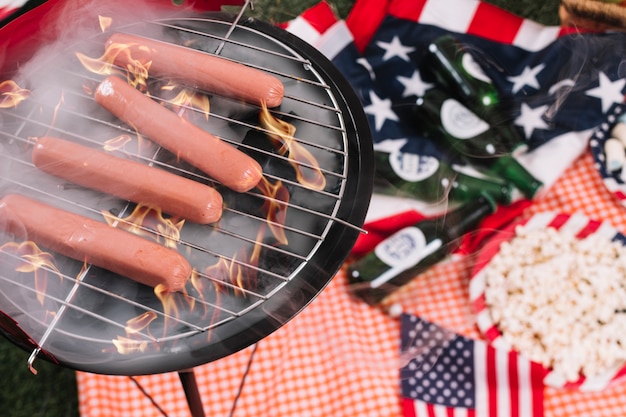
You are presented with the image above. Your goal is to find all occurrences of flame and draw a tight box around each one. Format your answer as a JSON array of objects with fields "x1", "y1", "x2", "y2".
[
  {"x1": 125, "y1": 311, "x2": 158, "y2": 335},
  {"x1": 112, "y1": 336, "x2": 149, "y2": 354},
  {"x1": 204, "y1": 255, "x2": 248, "y2": 296},
  {"x1": 44, "y1": 93, "x2": 65, "y2": 137},
  {"x1": 98, "y1": 15, "x2": 113, "y2": 32},
  {"x1": 102, "y1": 204, "x2": 184, "y2": 249},
  {"x1": 102, "y1": 134, "x2": 133, "y2": 151},
  {"x1": 189, "y1": 268, "x2": 217, "y2": 311},
  {"x1": 154, "y1": 283, "x2": 189, "y2": 336},
  {"x1": 0, "y1": 241, "x2": 62, "y2": 305},
  {"x1": 256, "y1": 177, "x2": 289, "y2": 246},
  {"x1": 103, "y1": 132, "x2": 150, "y2": 155},
  {"x1": 0, "y1": 80, "x2": 30, "y2": 108},
  {"x1": 76, "y1": 42, "x2": 151, "y2": 88},
  {"x1": 249, "y1": 227, "x2": 265, "y2": 268},
  {"x1": 259, "y1": 103, "x2": 326, "y2": 191},
  {"x1": 163, "y1": 85, "x2": 211, "y2": 120}
]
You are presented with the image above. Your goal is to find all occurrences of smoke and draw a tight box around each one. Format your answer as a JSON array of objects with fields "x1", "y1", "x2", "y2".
[{"x1": 11, "y1": 0, "x2": 190, "y2": 81}]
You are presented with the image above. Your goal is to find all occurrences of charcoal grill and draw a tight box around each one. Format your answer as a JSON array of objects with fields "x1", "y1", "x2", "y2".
[{"x1": 0, "y1": 0, "x2": 373, "y2": 381}]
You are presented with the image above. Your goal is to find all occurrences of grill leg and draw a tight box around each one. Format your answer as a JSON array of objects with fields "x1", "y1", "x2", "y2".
[{"x1": 178, "y1": 369, "x2": 206, "y2": 417}]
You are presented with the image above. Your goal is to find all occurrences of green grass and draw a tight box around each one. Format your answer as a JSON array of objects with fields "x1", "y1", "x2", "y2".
[
  {"x1": 0, "y1": 337, "x2": 79, "y2": 417},
  {"x1": 0, "y1": 1, "x2": 560, "y2": 416}
]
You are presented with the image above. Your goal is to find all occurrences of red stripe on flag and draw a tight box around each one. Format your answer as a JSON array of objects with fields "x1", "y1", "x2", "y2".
[
  {"x1": 402, "y1": 397, "x2": 417, "y2": 417},
  {"x1": 466, "y1": 2, "x2": 523, "y2": 44},
  {"x1": 575, "y1": 218, "x2": 602, "y2": 239},
  {"x1": 300, "y1": 1, "x2": 338, "y2": 34},
  {"x1": 508, "y1": 350, "x2": 520, "y2": 417},
  {"x1": 345, "y1": 0, "x2": 391, "y2": 53},
  {"x1": 484, "y1": 324, "x2": 501, "y2": 343},
  {"x1": 486, "y1": 345, "x2": 498, "y2": 416},
  {"x1": 388, "y1": 0, "x2": 428, "y2": 23}
]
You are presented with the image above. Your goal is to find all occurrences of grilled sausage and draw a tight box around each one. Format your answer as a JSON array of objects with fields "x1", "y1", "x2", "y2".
[
  {"x1": 0, "y1": 194, "x2": 192, "y2": 292},
  {"x1": 106, "y1": 32, "x2": 285, "y2": 107},
  {"x1": 32, "y1": 136, "x2": 223, "y2": 224},
  {"x1": 94, "y1": 75, "x2": 263, "y2": 193}
]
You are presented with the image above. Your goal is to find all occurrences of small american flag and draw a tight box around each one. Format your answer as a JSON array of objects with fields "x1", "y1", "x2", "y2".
[{"x1": 400, "y1": 313, "x2": 547, "y2": 417}]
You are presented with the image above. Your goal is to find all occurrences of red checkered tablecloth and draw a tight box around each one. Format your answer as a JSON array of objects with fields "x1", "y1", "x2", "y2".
[{"x1": 76, "y1": 151, "x2": 626, "y2": 416}]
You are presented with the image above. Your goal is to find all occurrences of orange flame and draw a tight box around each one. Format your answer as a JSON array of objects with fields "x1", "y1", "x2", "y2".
[
  {"x1": 0, "y1": 241, "x2": 62, "y2": 305},
  {"x1": 76, "y1": 42, "x2": 151, "y2": 88},
  {"x1": 102, "y1": 134, "x2": 134, "y2": 152},
  {"x1": 204, "y1": 255, "x2": 248, "y2": 296},
  {"x1": 102, "y1": 204, "x2": 184, "y2": 249},
  {"x1": 98, "y1": 15, "x2": 113, "y2": 33},
  {"x1": 125, "y1": 311, "x2": 158, "y2": 335},
  {"x1": 154, "y1": 282, "x2": 190, "y2": 336},
  {"x1": 112, "y1": 336, "x2": 149, "y2": 354},
  {"x1": 259, "y1": 103, "x2": 326, "y2": 191},
  {"x1": 256, "y1": 177, "x2": 289, "y2": 246},
  {"x1": 162, "y1": 85, "x2": 211, "y2": 121},
  {"x1": 0, "y1": 80, "x2": 30, "y2": 108},
  {"x1": 44, "y1": 93, "x2": 65, "y2": 137}
]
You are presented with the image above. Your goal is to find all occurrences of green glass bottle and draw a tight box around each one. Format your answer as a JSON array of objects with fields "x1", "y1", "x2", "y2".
[
  {"x1": 407, "y1": 89, "x2": 543, "y2": 199},
  {"x1": 374, "y1": 149, "x2": 516, "y2": 204},
  {"x1": 426, "y1": 35, "x2": 505, "y2": 125},
  {"x1": 347, "y1": 194, "x2": 496, "y2": 305}
]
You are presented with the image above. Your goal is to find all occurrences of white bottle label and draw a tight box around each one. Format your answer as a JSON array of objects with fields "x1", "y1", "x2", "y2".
[
  {"x1": 461, "y1": 52, "x2": 492, "y2": 84},
  {"x1": 371, "y1": 227, "x2": 442, "y2": 289},
  {"x1": 375, "y1": 226, "x2": 428, "y2": 269},
  {"x1": 388, "y1": 151, "x2": 439, "y2": 182},
  {"x1": 440, "y1": 98, "x2": 490, "y2": 140}
]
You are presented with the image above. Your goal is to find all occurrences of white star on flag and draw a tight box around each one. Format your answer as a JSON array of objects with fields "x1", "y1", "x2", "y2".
[
  {"x1": 357, "y1": 57, "x2": 376, "y2": 81},
  {"x1": 508, "y1": 64, "x2": 545, "y2": 94},
  {"x1": 397, "y1": 70, "x2": 434, "y2": 98},
  {"x1": 376, "y1": 35, "x2": 415, "y2": 62},
  {"x1": 363, "y1": 90, "x2": 399, "y2": 132},
  {"x1": 515, "y1": 102, "x2": 550, "y2": 138},
  {"x1": 586, "y1": 72, "x2": 626, "y2": 113}
]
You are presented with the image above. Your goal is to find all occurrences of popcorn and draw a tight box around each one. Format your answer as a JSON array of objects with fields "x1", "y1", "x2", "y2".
[{"x1": 483, "y1": 225, "x2": 626, "y2": 383}]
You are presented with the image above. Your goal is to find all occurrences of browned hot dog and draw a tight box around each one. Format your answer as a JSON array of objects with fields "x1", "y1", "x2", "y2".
[
  {"x1": 106, "y1": 32, "x2": 285, "y2": 108},
  {"x1": 0, "y1": 194, "x2": 192, "y2": 292},
  {"x1": 94, "y1": 75, "x2": 263, "y2": 193},
  {"x1": 32, "y1": 136, "x2": 223, "y2": 224}
]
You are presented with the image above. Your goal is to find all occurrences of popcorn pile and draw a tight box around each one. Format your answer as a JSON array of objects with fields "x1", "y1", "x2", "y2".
[{"x1": 483, "y1": 225, "x2": 626, "y2": 383}]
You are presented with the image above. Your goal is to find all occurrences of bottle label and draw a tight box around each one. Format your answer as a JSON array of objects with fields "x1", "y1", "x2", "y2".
[
  {"x1": 461, "y1": 52, "x2": 492, "y2": 84},
  {"x1": 388, "y1": 151, "x2": 439, "y2": 182},
  {"x1": 371, "y1": 228, "x2": 443, "y2": 289},
  {"x1": 440, "y1": 98, "x2": 490, "y2": 140},
  {"x1": 375, "y1": 227, "x2": 429, "y2": 269}
]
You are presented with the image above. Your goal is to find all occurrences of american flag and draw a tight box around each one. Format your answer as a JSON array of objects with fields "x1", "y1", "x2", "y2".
[
  {"x1": 281, "y1": 0, "x2": 626, "y2": 272},
  {"x1": 400, "y1": 313, "x2": 547, "y2": 417},
  {"x1": 284, "y1": 0, "x2": 626, "y2": 202}
]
